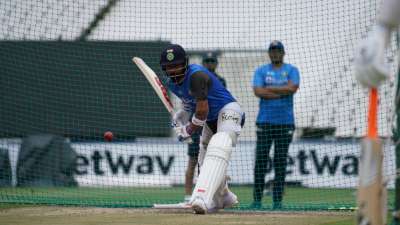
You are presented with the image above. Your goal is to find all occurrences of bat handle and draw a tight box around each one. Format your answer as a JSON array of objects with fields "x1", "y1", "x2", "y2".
[
  {"x1": 178, "y1": 136, "x2": 193, "y2": 144},
  {"x1": 367, "y1": 88, "x2": 378, "y2": 139},
  {"x1": 186, "y1": 137, "x2": 193, "y2": 144}
]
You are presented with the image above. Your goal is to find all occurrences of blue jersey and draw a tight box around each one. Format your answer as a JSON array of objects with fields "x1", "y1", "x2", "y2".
[
  {"x1": 253, "y1": 63, "x2": 300, "y2": 125},
  {"x1": 168, "y1": 64, "x2": 235, "y2": 121}
]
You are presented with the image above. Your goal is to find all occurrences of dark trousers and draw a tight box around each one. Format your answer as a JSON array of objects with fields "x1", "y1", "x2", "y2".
[
  {"x1": 394, "y1": 80, "x2": 400, "y2": 216},
  {"x1": 253, "y1": 123, "x2": 294, "y2": 203},
  {"x1": 187, "y1": 132, "x2": 200, "y2": 158}
]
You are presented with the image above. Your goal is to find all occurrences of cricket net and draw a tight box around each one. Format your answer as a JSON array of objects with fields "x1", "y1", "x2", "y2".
[{"x1": 0, "y1": 0, "x2": 398, "y2": 211}]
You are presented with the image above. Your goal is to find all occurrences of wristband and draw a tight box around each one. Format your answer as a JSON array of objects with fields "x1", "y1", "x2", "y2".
[{"x1": 191, "y1": 115, "x2": 206, "y2": 126}]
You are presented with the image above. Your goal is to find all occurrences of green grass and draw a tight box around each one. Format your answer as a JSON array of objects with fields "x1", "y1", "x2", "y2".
[
  {"x1": 0, "y1": 203, "x2": 31, "y2": 209},
  {"x1": 0, "y1": 186, "x2": 395, "y2": 211}
]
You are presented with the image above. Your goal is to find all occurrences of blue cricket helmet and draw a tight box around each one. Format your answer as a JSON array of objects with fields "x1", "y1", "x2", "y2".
[{"x1": 160, "y1": 44, "x2": 188, "y2": 70}]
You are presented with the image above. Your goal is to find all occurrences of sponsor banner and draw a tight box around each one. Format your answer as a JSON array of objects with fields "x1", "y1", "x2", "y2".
[
  {"x1": 1, "y1": 139, "x2": 396, "y2": 188},
  {"x1": 73, "y1": 142, "x2": 180, "y2": 187}
]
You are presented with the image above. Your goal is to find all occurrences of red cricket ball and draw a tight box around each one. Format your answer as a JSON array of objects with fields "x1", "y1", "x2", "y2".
[{"x1": 104, "y1": 131, "x2": 113, "y2": 142}]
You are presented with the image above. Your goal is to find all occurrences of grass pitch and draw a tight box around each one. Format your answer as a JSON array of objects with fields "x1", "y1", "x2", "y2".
[
  {"x1": 0, "y1": 186, "x2": 395, "y2": 225},
  {"x1": 0, "y1": 186, "x2": 394, "y2": 210},
  {"x1": 0, "y1": 206, "x2": 355, "y2": 225}
]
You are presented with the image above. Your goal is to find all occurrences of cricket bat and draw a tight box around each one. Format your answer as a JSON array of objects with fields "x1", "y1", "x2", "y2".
[
  {"x1": 132, "y1": 57, "x2": 174, "y2": 114},
  {"x1": 132, "y1": 57, "x2": 192, "y2": 143},
  {"x1": 357, "y1": 88, "x2": 387, "y2": 225}
]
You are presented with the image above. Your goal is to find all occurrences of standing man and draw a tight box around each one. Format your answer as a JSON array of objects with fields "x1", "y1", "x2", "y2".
[
  {"x1": 160, "y1": 44, "x2": 245, "y2": 214},
  {"x1": 183, "y1": 52, "x2": 227, "y2": 203},
  {"x1": 251, "y1": 40, "x2": 300, "y2": 209},
  {"x1": 202, "y1": 53, "x2": 227, "y2": 87},
  {"x1": 354, "y1": 0, "x2": 400, "y2": 223}
]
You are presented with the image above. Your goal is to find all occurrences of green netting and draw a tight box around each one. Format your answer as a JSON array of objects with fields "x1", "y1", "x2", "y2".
[{"x1": 0, "y1": 0, "x2": 398, "y2": 211}]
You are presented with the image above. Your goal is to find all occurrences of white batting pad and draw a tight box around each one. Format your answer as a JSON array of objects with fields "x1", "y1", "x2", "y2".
[{"x1": 191, "y1": 132, "x2": 233, "y2": 210}]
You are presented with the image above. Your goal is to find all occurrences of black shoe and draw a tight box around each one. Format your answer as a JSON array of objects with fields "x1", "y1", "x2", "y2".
[
  {"x1": 392, "y1": 211, "x2": 400, "y2": 225},
  {"x1": 391, "y1": 218, "x2": 400, "y2": 225},
  {"x1": 272, "y1": 202, "x2": 282, "y2": 210}
]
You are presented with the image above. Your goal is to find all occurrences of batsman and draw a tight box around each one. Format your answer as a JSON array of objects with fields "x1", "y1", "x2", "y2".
[
  {"x1": 160, "y1": 44, "x2": 245, "y2": 214},
  {"x1": 354, "y1": 0, "x2": 400, "y2": 224}
]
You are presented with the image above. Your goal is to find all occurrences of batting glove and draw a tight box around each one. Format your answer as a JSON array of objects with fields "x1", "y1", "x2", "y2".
[
  {"x1": 174, "y1": 123, "x2": 194, "y2": 143},
  {"x1": 172, "y1": 109, "x2": 191, "y2": 127},
  {"x1": 354, "y1": 25, "x2": 390, "y2": 88}
]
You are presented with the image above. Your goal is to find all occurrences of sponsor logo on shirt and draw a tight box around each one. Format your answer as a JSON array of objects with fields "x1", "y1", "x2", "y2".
[{"x1": 265, "y1": 75, "x2": 274, "y2": 84}]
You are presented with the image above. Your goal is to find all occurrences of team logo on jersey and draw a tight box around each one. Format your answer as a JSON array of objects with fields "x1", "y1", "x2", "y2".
[
  {"x1": 281, "y1": 72, "x2": 288, "y2": 78},
  {"x1": 182, "y1": 98, "x2": 195, "y2": 110},
  {"x1": 166, "y1": 52, "x2": 175, "y2": 61}
]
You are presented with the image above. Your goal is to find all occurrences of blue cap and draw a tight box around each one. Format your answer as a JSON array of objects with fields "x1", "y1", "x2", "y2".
[
  {"x1": 268, "y1": 40, "x2": 285, "y2": 52},
  {"x1": 202, "y1": 52, "x2": 218, "y2": 64}
]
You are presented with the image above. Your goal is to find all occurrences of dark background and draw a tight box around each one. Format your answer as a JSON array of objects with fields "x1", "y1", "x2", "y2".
[{"x1": 0, "y1": 41, "x2": 171, "y2": 140}]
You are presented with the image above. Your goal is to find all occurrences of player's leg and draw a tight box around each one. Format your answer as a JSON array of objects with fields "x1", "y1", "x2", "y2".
[
  {"x1": 394, "y1": 143, "x2": 400, "y2": 224},
  {"x1": 184, "y1": 133, "x2": 200, "y2": 203},
  {"x1": 272, "y1": 124, "x2": 294, "y2": 209},
  {"x1": 393, "y1": 70, "x2": 400, "y2": 225},
  {"x1": 212, "y1": 102, "x2": 244, "y2": 209},
  {"x1": 252, "y1": 123, "x2": 273, "y2": 208},
  {"x1": 189, "y1": 123, "x2": 214, "y2": 213},
  {"x1": 191, "y1": 102, "x2": 244, "y2": 214},
  {"x1": 191, "y1": 132, "x2": 234, "y2": 214}
]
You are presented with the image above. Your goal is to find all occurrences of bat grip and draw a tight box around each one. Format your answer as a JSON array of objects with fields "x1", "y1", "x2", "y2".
[
  {"x1": 367, "y1": 88, "x2": 378, "y2": 139},
  {"x1": 178, "y1": 136, "x2": 193, "y2": 144}
]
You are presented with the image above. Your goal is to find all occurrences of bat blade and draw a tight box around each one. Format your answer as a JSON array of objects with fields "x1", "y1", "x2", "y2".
[
  {"x1": 357, "y1": 138, "x2": 387, "y2": 225},
  {"x1": 132, "y1": 57, "x2": 174, "y2": 114}
]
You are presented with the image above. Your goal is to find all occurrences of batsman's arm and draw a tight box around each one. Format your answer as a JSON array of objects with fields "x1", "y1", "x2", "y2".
[{"x1": 187, "y1": 72, "x2": 210, "y2": 132}]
